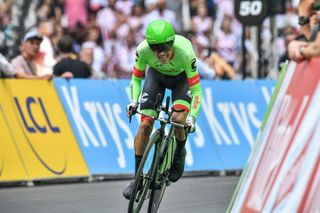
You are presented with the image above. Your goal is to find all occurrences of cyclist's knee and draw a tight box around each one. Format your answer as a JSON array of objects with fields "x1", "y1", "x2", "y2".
[
  {"x1": 172, "y1": 111, "x2": 188, "y2": 124},
  {"x1": 139, "y1": 119, "x2": 154, "y2": 135}
]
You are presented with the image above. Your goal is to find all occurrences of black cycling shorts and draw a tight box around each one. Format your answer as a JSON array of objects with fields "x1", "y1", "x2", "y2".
[{"x1": 140, "y1": 68, "x2": 191, "y2": 116}]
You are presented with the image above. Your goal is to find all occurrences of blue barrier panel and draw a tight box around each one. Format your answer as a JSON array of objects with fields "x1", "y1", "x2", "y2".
[
  {"x1": 54, "y1": 79, "x2": 275, "y2": 175},
  {"x1": 54, "y1": 79, "x2": 137, "y2": 174},
  {"x1": 200, "y1": 80, "x2": 275, "y2": 170}
]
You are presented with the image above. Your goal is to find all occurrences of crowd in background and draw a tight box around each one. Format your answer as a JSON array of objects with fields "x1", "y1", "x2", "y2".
[{"x1": 0, "y1": 0, "x2": 302, "y2": 80}]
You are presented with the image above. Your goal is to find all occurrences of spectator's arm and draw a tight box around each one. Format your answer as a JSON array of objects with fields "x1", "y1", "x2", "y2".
[
  {"x1": 0, "y1": 54, "x2": 14, "y2": 78},
  {"x1": 288, "y1": 40, "x2": 309, "y2": 62},
  {"x1": 15, "y1": 72, "x2": 52, "y2": 80},
  {"x1": 300, "y1": 32, "x2": 320, "y2": 59},
  {"x1": 210, "y1": 53, "x2": 236, "y2": 79}
]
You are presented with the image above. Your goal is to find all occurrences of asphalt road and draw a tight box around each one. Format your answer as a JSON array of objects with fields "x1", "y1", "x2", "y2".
[{"x1": 0, "y1": 176, "x2": 239, "y2": 213}]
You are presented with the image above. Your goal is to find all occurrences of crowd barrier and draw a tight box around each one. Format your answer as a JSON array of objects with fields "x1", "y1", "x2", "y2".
[
  {"x1": 228, "y1": 58, "x2": 320, "y2": 212},
  {"x1": 0, "y1": 78, "x2": 275, "y2": 183}
]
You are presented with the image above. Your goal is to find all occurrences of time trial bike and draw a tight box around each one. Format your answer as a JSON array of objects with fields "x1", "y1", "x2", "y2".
[{"x1": 127, "y1": 94, "x2": 188, "y2": 213}]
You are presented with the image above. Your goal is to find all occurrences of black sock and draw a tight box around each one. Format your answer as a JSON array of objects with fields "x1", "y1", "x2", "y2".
[
  {"x1": 175, "y1": 139, "x2": 186, "y2": 154},
  {"x1": 135, "y1": 154, "x2": 143, "y2": 175}
]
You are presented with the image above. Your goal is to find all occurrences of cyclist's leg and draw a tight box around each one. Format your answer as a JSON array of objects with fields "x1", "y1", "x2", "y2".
[
  {"x1": 135, "y1": 68, "x2": 165, "y2": 163},
  {"x1": 171, "y1": 71, "x2": 191, "y2": 149},
  {"x1": 123, "y1": 68, "x2": 165, "y2": 199},
  {"x1": 168, "y1": 73, "x2": 191, "y2": 182}
]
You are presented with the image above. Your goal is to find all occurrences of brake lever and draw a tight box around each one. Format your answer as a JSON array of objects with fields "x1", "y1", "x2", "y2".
[
  {"x1": 128, "y1": 106, "x2": 135, "y2": 123},
  {"x1": 129, "y1": 113, "x2": 132, "y2": 123}
]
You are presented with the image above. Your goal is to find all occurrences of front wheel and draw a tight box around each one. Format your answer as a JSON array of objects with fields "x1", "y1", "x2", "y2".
[
  {"x1": 148, "y1": 136, "x2": 175, "y2": 213},
  {"x1": 147, "y1": 179, "x2": 168, "y2": 213},
  {"x1": 128, "y1": 130, "x2": 162, "y2": 213}
]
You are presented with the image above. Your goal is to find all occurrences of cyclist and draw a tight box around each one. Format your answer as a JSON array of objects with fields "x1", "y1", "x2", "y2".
[{"x1": 123, "y1": 19, "x2": 202, "y2": 199}]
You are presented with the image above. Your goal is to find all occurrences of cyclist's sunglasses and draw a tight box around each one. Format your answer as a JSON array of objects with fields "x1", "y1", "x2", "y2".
[{"x1": 149, "y1": 41, "x2": 174, "y2": 52}]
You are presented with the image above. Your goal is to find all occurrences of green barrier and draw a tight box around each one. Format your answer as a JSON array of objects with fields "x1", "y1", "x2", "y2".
[{"x1": 226, "y1": 63, "x2": 288, "y2": 212}]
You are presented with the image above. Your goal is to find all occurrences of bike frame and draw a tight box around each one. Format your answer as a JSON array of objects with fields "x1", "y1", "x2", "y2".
[{"x1": 128, "y1": 96, "x2": 187, "y2": 213}]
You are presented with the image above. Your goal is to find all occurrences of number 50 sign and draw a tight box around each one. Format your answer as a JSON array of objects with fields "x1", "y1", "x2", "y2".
[{"x1": 235, "y1": 0, "x2": 268, "y2": 26}]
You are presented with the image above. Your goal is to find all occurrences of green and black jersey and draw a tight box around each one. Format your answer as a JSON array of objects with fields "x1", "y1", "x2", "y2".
[{"x1": 129, "y1": 35, "x2": 202, "y2": 120}]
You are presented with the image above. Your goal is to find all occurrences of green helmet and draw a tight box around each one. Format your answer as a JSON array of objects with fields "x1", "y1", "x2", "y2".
[{"x1": 146, "y1": 19, "x2": 175, "y2": 52}]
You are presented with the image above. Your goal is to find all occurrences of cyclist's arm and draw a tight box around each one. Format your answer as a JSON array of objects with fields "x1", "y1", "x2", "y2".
[
  {"x1": 129, "y1": 44, "x2": 147, "y2": 102},
  {"x1": 129, "y1": 67, "x2": 145, "y2": 102},
  {"x1": 185, "y1": 57, "x2": 202, "y2": 120},
  {"x1": 188, "y1": 72, "x2": 202, "y2": 120}
]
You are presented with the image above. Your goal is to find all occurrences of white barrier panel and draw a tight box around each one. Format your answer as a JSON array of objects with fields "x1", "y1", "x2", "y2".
[{"x1": 230, "y1": 58, "x2": 320, "y2": 212}]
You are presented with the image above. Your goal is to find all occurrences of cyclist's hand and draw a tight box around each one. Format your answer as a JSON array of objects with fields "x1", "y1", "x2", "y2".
[
  {"x1": 126, "y1": 101, "x2": 138, "y2": 117},
  {"x1": 185, "y1": 116, "x2": 196, "y2": 133}
]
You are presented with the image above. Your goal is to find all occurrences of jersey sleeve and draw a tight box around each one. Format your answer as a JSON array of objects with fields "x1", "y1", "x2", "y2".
[
  {"x1": 129, "y1": 42, "x2": 147, "y2": 102},
  {"x1": 184, "y1": 45, "x2": 202, "y2": 120}
]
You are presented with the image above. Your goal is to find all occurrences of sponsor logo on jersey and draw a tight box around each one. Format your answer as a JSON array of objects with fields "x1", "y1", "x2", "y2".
[
  {"x1": 186, "y1": 90, "x2": 192, "y2": 98},
  {"x1": 190, "y1": 58, "x2": 197, "y2": 71},
  {"x1": 141, "y1": 92, "x2": 149, "y2": 104},
  {"x1": 192, "y1": 94, "x2": 200, "y2": 109},
  {"x1": 135, "y1": 51, "x2": 139, "y2": 62}
]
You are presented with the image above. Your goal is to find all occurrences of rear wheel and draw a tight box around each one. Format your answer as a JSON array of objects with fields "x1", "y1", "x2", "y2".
[{"x1": 128, "y1": 130, "x2": 162, "y2": 213}]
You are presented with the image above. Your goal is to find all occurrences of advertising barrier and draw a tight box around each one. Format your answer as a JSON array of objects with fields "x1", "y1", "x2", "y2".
[
  {"x1": 229, "y1": 58, "x2": 320, "y2": 212},
  {"x1": 0, "y1": 80, "x2": 89, "y2": 181},
  {"x1": 199, "y1": 81, "x2": 274, "y2": 170},
  {"x1": 54, "y1": 79, "x2": 136, "y2": 175},
  {"x1": 227, "y1": 62, "x2": 289, "y2": 212},
  {"x1": 0, "y1": 81, "x2": 29, "y2": 182},
  {"x1": 54, "y1": 79, "x2": 275, "y2": 175}
]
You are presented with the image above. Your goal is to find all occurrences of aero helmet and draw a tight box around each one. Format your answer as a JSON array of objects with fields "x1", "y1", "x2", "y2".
[{"x1": 146, "y1": 19, "x2": 175, "y2": 52}]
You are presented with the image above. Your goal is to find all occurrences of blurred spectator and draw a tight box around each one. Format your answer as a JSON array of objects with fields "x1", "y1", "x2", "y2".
[
  {"x1": 80, "y1": 41, "x2": 106, "y2": 79},
  {"x1": 214, "y1": 14, "x2": 240, "y2": 69},
  {"x1": 111, "y1": 10, "x2": 131, "y2": 41},
  {"x1": 64, "y1": 0, "x2": 89, "y2": 29},
  {"x1": 96, "y1": 0, "x2": 117, "y2": 40},
  {"x1": 0, "y1": 0, "x2": 308, "y2": 80},
  {"x1": 84, "y1": 24, "x2": 106, "y2": 73},
  {"x1": 79, "y1": 42, "x2": 94, "y2": 72},
  {"x1": 189, "y1": 0, "x2": 202, "y2": 16},
  {"x1": 190, "y1": 0, "x2": 215, "y2": 18},
  {"x1": 143, "y1": 0, "x2": 180, "y2": 32},
  {"x1": 90, "y1": 0, "x2": 107, "y2": 10},
  {"x1": 115, "y1": 0, "x2": 134, "y2": 16},
  {"x1": 0, "y1": 53, "x2": 14, "y2": 78},
  {"x1": 54, "y1": 35, "x2": 91, "y2": 78},
  {"x1": 214, "y1": 0, "x2": 234, "y2": 29},
  {"x1": 197, "y1": 57, "x2": 217, "y2": 79},
  {"x1": 0, "y1": 0, "x2": 18, "y2": 59},
  {"x1": 279, "y1": 26, "x2": 299, "y2": 67},
  {"x1": 191, "y1": 3, "x2": 213, "y2": 45},
  {"x1": 288, "y1": 0, "x2": 320, "y2": 62},
  {"x1": 128, "y1": 3, "x2": 145, "y2": 43},
  {"x1": 192, "y1": 33, "x2": 235, "y2": 79},
  {"x1": 111, "y1": 32, "x2": 137, "y2": 79},
  {"x1": 37, "y1": 18, "x2": 56, "y2": 75},
  {"x1": 11, "y1": 31, "x2": 52, "y2": 80},
  {"x1": 206, "y1": 51, "x2": 236, "y2": 79}
]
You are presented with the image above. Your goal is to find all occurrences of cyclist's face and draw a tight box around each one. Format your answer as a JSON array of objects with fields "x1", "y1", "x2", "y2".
[
  {"x1": 155, "y1": 49, "x2": 172, "y2": 64},
  {"x1": 149, "y1": 41, "x2": 174, "y2": 64}
]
